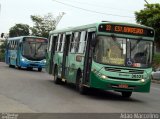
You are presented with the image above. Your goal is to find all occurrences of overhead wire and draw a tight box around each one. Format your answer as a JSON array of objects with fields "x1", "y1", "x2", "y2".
[
  {"x1": 63, "y1": 0, "x2": 135, "y2": 13},
  {"x1": 52, "y1": 0, "x2": 134, "y2": 18}
]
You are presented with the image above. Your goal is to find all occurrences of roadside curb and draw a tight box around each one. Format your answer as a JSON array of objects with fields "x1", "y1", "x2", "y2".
[{"x1": 152, "y1": 79, "x2": 160, "y2": 84}]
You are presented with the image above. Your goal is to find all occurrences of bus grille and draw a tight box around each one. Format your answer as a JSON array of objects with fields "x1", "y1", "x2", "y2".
[
  {"x1": 107, "y1": 76, "x2": 140, "y2": 81},
  {"x1": 30, "y1": 64, "x2": 38, "y2": 66},
  {"x1": 105, "y1": 67, "x2": 144, "y2": 74}
]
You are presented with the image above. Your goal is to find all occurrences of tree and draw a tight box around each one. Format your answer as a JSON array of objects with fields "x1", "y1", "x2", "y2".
[
  {"x1": 9, "y1": 24, "x2": 30, "y2": 37},
  {"x1": 0, "y1": 41, "x2": 6, "y2": 62},
  {"x1": 30, "y1": 13, "x2": 56, "y2": 38},
  {"x1": 135, "y1": 3, "x2": 160, "y2": 43}
]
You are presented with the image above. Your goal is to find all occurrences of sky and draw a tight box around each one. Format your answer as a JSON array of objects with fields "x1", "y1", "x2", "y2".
[{"x1": 0, "y1": 0, "x2": 159, "y2": 34}]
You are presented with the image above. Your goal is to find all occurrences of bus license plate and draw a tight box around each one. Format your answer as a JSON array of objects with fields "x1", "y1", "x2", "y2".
[{"x1": 118, "y1": 84, "x2": 128, "y2": 88}]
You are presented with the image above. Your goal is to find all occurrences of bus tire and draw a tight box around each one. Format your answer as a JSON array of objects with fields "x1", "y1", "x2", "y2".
[
  {"x1": 9, "y1": 58, "x2": 12, "y2": 68},
  {"x1": 76, "y1": 72, "x2": 87, "y2": 94},
  {"x1": 38, "y1": 68, "x2": 42, "y2": 72},
  {"x1": 121, "y1": 91, "x2": 132, "y2": 98},
  {"x1": 16, "y1": 59, "x2": 21, "y2": 69},
  {"x1": 17, "y1": 66, "x2": 21, "y2": 69},
  {"x1": 27, "y1": 67, "x2": 33, "y2": 71},
  {"x1": 53, "y1": 67, "x2": 61, "y2": 84}
]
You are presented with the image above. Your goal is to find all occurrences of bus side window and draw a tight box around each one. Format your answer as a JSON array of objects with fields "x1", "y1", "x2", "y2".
[
  {"x1": 9, "y1": 41, "x2": 11, "y2": 50},
  {"x1": 10, "y1": 41, "x2": 13, "y2": 50},
  {"x1": 60, "y1": 34, "x2": 66, "y2": 52},
  {"x1": 14, "y1": 41, "x2": 16, "y2": 50},
  {"x1": 16, "y1": 41, "x2": 18, "y2": 50},
  {"x1": 70, "y1": 32, "x2": 80, "y2": 53},
  {"x1": 12, "y1": 41, "x2": 14, "y2": 50},
  {"x1": 48, "y1": 35, "x2": 53, "y2": 52},
  {"x1": 13, "y1": 41, "x2": 16, "y2": 50},
  {"x1": 54, "y1": 36, "x2": 58, "y2": 52},
  {"x1": 53, "y1": 36, "x2": 58, "y2": 52},
  {"x1": 75, "y1": 32, "x2": 81, "y2": 53},
  {"x1": 56, "y1": 34, "x2": 61, "y2": 52},
  {"x1": 58, "y1": 34, "x2": 63, "y2": 52},
  {"x1": 69, "y1": 33, "x2": 75, "y2": 53},
  {"x1": 78, "y1": 31, "x2": 87, "y2": 53}
]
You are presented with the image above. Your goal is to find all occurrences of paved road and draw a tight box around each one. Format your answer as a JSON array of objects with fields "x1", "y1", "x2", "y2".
[{"x1": 0, "y1": 62, "x2": 160, "y2": 113}]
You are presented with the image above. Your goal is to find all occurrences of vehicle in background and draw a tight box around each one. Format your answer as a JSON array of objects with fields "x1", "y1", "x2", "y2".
[
  {"x1": 152, "y1": 68, "x2": 160, "y2": 80},
  {"x1": 46, "y1": 21, "x2": 154, "y2": 98},
  {"x1": 5, "y1": 36, "x2": 47, "y2": 72}
]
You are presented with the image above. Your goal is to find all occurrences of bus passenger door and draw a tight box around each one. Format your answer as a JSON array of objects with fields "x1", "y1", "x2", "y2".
[
  {"x1": 61, "y1": 34, "x2": 71, "y2": 79},
  {"x1": 17, "y1": 42, "x2": 21, "y2": 66},
  {"x1": 46, "y1": 36, "x2": 52, "y2": 73},
  {"x1": 83, "y1": 31, "x2": 96, "y2": 84},
  {"x1": 50, "y1": 36, "x2": 57, "y2": 74}
]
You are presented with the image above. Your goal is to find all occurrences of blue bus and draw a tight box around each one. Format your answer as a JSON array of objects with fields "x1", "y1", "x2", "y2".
[{"x1": 5, "y1": 36, "x2": 47, "y2": 71}]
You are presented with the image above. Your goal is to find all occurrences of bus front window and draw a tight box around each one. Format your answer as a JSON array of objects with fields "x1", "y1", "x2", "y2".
[
  {"x1": 22, "y1": 40, "x2": 47, "y2": 60},
  {"x1": 94, "y1": 36, "x2": 126, "y2": 66},
  {"x1": 127, "y1": 39, "x2": 153, "y2": 68},
  {"x1": 94, "y1": 36, "x2": 153, "y2": 68}
]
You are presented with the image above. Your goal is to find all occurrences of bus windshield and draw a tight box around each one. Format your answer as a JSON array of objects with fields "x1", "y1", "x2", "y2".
[
  {"x1": 94, "y1": 36, "x2": 153, "y2": 68},
  {"x1": 22, "y1": 38, "x2": 47, "y2": 60}
]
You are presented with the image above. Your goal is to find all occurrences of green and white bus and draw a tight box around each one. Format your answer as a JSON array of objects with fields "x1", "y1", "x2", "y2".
[{"x1": 46, "y1": 22, "x2": 154, "y2": 98}]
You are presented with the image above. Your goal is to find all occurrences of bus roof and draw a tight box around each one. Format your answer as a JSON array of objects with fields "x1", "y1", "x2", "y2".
[
  {"x1": 49, "y1": 21, "x2": 154, "y2": 34},
  {"x1": 7, "y1": 36, "x2": 47, "y2": 41}
]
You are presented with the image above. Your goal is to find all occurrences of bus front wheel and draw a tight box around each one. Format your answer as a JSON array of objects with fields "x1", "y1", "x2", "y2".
[
  {"x1": 121, "y1": 91, "x2": 132, "y2": 98},
  {"x1": 38, "y1": 68, "x2": 42, "y2": 72},
  {"x1": 27, "y1": 67, "x2": 33, "y2": 71}
]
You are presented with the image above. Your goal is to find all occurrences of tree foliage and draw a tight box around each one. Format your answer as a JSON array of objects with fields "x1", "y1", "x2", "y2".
[
  {"x1": 0, "y1": 42, "x2": 6, "y2": 53},
  {"x1": 0, "y1": 41, "x2": 6, "y2": 61},
  {"x1": 135, "y1": 3, "x2": 160, "y2": 43},
  {"x1": 9, "y1": 24, "x2": 30, "y2": 37},
  {"x1": 30, "y1": 13, "x2": 56, "y2": 38}
]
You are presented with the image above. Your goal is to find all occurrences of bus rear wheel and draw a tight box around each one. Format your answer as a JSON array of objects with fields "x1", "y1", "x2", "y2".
[
  {"x1": 121, "y1": 91, "x2": 132, "y2": 98},
  {"x1": 53, "y1": 68, "x2": 61, "y2": 84},
  {"x1": 38, "y1": 68, "x2": 42, "y2": 72},
  {"x1": 76, "y1": 74, "x2": 87, "y2": 94}
]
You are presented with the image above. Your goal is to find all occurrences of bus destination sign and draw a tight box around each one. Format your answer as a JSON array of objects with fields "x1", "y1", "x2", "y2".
[
  {"x1": 25, "y1": 38, "x2": 47, "y2": 43},
  {"x1": 98, "y1": 24, "x2": 154, "y2": 37}
]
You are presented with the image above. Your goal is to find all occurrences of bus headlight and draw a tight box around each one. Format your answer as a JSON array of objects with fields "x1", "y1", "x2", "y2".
[
  {"x1": 140, "y1": 79, "x2": 145, "y2": 83},
  {"x1": 96, "y1": 72, "x2": 108, "y2": 80},
  {"x1": 101, "y1": 75, "x2": 108, "y2": 79},
  {"x1": 21, "y1": 57, "x2": 27, "y2": 62},
  {"x1": 42, "y1": 60, "x2": 46, "y2": 63}
]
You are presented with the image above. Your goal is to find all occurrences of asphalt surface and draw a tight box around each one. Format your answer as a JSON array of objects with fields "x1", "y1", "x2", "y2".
[{"x1": 0, "y1": 62, "x2": 160, "y2": 113}]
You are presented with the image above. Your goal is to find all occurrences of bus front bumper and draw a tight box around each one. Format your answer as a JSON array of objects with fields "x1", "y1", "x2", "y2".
[
  {"x1": 20, "y1": 61, "x2": 46, "y2": 68},
  {"x1": 90, "y1": 72, "x2": 151, "y2": 93}
]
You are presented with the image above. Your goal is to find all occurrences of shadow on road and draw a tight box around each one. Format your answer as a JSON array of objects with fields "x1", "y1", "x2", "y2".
[
  {"x1": 4, "y1": 65, "x2": 45, "y2": 73},
  {"x1": 49, "y1": 80, "x2": 143, "y2": 103}
]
